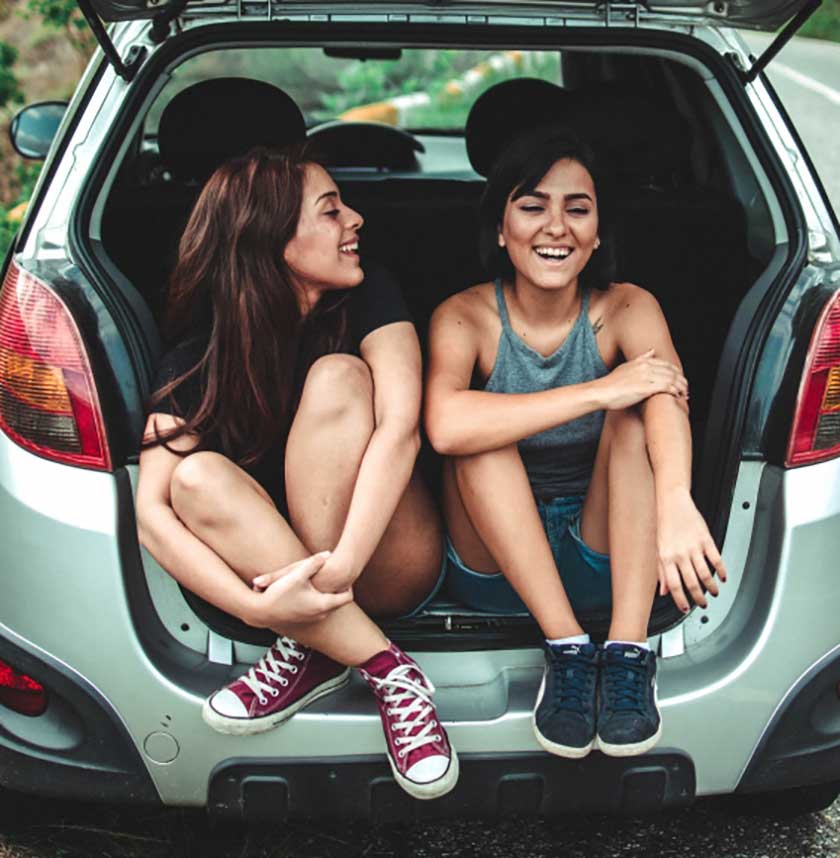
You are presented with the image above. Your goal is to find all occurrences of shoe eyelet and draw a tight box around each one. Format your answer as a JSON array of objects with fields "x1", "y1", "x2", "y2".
[
  {"x1": 270, "y1": 689, "x2": 280, "y2": 697},
  {"x1": 391, "y1": 724, "x2": 398, "y2": 731},
  {"x1": 280, "y1": 679, "x2": 289, "y2": 687},
  {"x1": 398, "y1": 750, "x2": 406, "y2": 758},
  {"x1": 295, "y1": 652, "x2": 306, "y2": 660},
  {"x1": 258, "y1": 697, "x2": 267, "y2": 705},
  {"x1": 290, "y1": 666, "x2": 298, "y2": 674}
]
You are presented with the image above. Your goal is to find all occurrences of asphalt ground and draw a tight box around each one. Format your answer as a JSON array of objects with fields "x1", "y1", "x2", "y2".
[
  {"x1": 3, "y1": 29, "x2": 840, "y2": 858},
  {"x1": 2, "y1": 788, "x2": 840, "y2": 857},
  {"x1": 741, "y1": 32, "x2": 840, "y2": 216}
]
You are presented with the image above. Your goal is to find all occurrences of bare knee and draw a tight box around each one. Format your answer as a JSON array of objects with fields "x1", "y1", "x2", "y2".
[
  {"x1": 452, "y1": 443, "x2": 520, "y2": 486},
  {"x1": 604, "y1": 407, "x2": 646, "y2": 451},
  {"x1": 170, "y1": 451, "x2": 235, "y2": 525},
  {"x1": 297, "y1": 355, "x2": 374, "y2": 425}
]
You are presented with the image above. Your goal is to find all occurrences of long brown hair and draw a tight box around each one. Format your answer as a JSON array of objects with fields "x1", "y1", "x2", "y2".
[{"x1": 145, "y1": 144, "x2": 349, "y2": 464}]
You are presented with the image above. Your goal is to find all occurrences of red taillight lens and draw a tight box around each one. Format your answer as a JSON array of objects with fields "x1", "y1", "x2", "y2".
[
  {"x1": 787, "y1": 289, "x2": 840, "y2": 467},
  {"x1": 0, "y1": 261, "x2": 111, "y2": 470},
  {"x1": 0, "y1": 657, "x2": 48, "y2": 716}
]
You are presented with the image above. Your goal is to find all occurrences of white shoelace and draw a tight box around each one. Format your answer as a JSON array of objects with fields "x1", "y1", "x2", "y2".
[
  {"x1": 369, "y1": 664, "x2": 441, "y2": 759},
  {"x1": 240, "y1": 637, "x2": 305, "y2": 705}
]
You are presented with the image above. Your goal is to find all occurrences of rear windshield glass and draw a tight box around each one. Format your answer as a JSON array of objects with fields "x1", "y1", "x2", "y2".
[{"x1": 146, "y1": 47, "x2": 563, "y2": 134}]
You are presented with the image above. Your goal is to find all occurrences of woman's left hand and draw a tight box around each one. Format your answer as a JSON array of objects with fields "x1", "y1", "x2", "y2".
[{"x1": 657, "y1": 489, "x2": 727, "y2": 612}]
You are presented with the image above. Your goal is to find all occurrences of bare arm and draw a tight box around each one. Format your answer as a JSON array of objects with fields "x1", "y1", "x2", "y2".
[
  {"x1": 614, "y1": 285, "x2": 727, "y2": 611},
  {"x1": 424, "y1": 294, "x2": 688, "y2": 456},
  {"x1": 312, "y1": 322, "x2": 423, "y2": 592},
  {"x1": 136, "y1": 415, "x2": 350, "y2": 625}
]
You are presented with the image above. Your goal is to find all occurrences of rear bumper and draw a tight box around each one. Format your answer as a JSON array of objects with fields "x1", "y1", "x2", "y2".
[
  {"x1": 3, "y1": 431, "x2": 840, "y2": 810},
  {"x1": 0, "y1": 632, "x2": 159, "y2": 805},
  {"x1": 209, "y1": 752, "x2": 695, "y2": 821},
  {"x1": 737, "y1": 646, "x2": 840, "y2": 796}
]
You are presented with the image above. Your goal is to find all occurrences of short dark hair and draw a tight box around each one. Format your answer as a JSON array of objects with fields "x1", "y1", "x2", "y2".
[{"x1": 478, "y1": 126, "x2": 615, "y2": 291}]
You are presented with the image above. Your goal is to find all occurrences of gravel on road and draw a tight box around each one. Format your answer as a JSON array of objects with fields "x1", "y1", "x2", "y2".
[{"x1": 1, "y1": 792, "x2": 840, "y2": 858}]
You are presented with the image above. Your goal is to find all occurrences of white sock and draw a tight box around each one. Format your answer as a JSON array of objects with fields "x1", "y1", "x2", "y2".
[
  {"x1": 547, "y1": 633, "x2": 590, "y2": 647},
  {"x1": 605, "y1": 639, "x2": 651, "y2": 651}
]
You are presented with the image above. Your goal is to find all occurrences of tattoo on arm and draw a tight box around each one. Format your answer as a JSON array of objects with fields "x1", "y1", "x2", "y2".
[{"x1": 592, "y1": 316, "x2": 604, "y2": 336}]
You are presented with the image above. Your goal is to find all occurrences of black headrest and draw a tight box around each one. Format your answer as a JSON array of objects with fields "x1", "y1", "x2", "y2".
[
  {"x1": 158, "y1": 78, "x2": 306, "y2": 183},
  {"x1": 465, "y1": 78, "x2": 573, "y2": 177},
  {"x1": 568, "y1": 84, "x2": 692, "y2": 189}
]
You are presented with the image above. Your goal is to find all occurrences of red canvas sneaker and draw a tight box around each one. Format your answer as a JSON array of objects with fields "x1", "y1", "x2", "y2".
[
  {"x1": 359, "y1": 642, "x2": 459, "y2": 800},
  {"x1": 202, "y1": 637, "x2": 350, "y2": 735}
]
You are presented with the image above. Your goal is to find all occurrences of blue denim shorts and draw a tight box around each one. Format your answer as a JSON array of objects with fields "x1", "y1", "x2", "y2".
[
  {"x1": 398, "y1": 540, "x2": 449, "y2": 619},
  {"x1": 444, "y1": 495, "x2": 612, "y2": 615}
]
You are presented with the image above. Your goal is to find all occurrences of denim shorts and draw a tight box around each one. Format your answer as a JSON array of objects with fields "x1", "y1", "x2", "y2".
[
  {"x1": 444, "y1": 495, "x2": 612, "y2": 615},
  {"x1": 398, "y1": 540, "x2": 449, "y2": 619}
]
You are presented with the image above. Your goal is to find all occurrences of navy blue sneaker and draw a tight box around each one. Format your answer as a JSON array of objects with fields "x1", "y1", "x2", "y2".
[
  {"x1": 532, "y1": 641, "x2": 599, "y2": 759},
  {"x1": 596, "y1": 643, "x2": 662, "y2": 757}
]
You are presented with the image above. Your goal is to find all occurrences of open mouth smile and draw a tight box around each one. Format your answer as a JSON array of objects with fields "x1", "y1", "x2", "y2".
[{"x1": 533, "y1": 246, "x2": 573, "y2": 261}]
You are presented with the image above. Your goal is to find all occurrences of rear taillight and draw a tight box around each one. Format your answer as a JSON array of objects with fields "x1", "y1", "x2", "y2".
[
  {"x1": 787, "y1": 289, "x2": 840, "y2": 467},
  {"x1": 0, "y1": 657, "x2": 48, "y2": 716},
  {"x1": 0, "y1": 261, "x2": 111, "y2": 470}
]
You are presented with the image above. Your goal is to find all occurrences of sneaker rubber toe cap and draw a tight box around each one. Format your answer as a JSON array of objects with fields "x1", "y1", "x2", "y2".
[
  {"x1": 405, "y1": 754, "x2": 451, "y2": 784},
  {"x1": 209, "y1": 688, "x2": 249, "y2": 718}
]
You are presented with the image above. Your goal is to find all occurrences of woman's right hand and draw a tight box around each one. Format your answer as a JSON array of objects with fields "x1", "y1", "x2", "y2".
[
  {"x1": 595, "y1": 349, "x2": 688, "y2": 411},
  {"x1": 248, "y1": 553, "x2": 353, "y2": 627}
]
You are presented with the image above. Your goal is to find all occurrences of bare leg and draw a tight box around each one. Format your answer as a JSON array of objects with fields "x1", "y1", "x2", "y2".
[
  {"x1": 579, "y1": 408, "x2": 659, "y2": 643},
  {"x1": 443, "y1": 446, "x2": 584, "y2": 639},
  {"x1": 286, "y1": 354, "x2": 442, "y2": 617},
  {"x1": 170, "y1": 452, "x2": 387, "y2": 666}
]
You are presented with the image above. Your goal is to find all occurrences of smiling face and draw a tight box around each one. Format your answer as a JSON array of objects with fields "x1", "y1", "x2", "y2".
[
  {"x1": 283, "y1": 163, "x2": 364, "y2": 304},
  {"x1": 499, "y1": 158, "x2": 600, "y2": 294}
]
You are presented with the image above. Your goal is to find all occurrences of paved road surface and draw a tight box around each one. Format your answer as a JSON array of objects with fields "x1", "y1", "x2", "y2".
[{"x1": 742, "y1": 32, "x2": 840, "y2": 216}]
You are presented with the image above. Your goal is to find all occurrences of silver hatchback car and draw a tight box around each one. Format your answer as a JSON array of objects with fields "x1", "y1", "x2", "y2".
[{"x1": 2, "y1": 0, "x2": 840, "y2": 821}]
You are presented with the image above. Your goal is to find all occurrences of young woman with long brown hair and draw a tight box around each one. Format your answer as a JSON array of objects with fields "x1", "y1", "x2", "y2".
[{"x1": 135, "y1": 145, "x2": 457, "y2": 800}]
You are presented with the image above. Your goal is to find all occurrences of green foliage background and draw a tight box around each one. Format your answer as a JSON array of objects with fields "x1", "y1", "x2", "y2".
[{"x1": 799, "y1": 0, "x2": 840, "y2": 40}]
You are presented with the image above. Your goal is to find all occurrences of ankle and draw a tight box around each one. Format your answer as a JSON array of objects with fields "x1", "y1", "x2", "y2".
[
  {"x1": 544, "y1": 622, "x2": 586, "y2": 640},
  {"x1": 606, "y1": 625, "x2": 647, "y2": 643}
]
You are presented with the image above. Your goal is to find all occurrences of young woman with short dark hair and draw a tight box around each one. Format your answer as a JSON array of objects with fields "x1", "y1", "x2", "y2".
[{"x1": 425, "y1": 127, "x2": 726, "y2": 759}]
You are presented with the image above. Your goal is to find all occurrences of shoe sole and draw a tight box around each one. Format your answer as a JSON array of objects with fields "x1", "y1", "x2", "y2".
[
  {"x1": 531, "y1": 673, "x2": 594, "y2": 760},
  {"x1": 596, "y1": 680, "x2": 662, "y2": 757},
  {"x1": 201, "y1": 668, "x2": 351, "y2": 736},
  {"x1": 387, "y1": 745, "x2": 460, "y2": 801},
  {"x1": 595, "y1": 722, "x2": 663, "y2": 757}
]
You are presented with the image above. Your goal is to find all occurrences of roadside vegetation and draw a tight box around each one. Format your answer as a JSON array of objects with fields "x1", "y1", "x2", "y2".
[{"x1": 799, "y1": 0, "x2": 840, "y2": 41}]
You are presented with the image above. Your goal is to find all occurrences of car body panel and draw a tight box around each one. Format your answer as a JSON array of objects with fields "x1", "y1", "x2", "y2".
[
  {"x1": 81, "y1": 0, "x2": 812, "y2": 30},
  {"x1": 3, "y1": 425, "x2": 840, "y2": 804}
]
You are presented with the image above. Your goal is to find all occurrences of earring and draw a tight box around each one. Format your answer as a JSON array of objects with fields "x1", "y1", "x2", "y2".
[
  {"x1": 498, "y1": 233, "x2": 505, "y2": 248},
  {"x1": 594, "y1": 238, "x2": 601, "y2": 250}
]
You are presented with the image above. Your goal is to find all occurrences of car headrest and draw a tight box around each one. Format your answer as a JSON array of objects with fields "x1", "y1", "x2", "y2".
[
  {"x1": 465, "y1": 78, "x2": 573, "y2": 177},
  {"x1": 157, "y1": 78, "x2": 306, "y2": 183},
  {"x1": 568, "y1": 84, "x2": 692, "y2": 190}
]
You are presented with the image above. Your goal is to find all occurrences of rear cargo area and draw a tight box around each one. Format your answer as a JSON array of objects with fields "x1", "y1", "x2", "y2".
[{"x1": 95, "y1": 42, "x2": 783, "y2": 646}]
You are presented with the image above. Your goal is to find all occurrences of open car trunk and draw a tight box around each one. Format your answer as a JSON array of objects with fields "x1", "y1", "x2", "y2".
[{"x1": 96, "y1": 34, "x2": 786, "y2": 650}]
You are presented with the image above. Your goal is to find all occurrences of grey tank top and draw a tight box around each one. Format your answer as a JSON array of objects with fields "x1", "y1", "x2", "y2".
[{"x1": 484, "y1": 279, "x2": 609, "y2": 499}]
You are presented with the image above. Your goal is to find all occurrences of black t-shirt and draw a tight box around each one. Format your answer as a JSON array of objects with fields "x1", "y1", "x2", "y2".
[{"x1": 148, "y1": 264, "x2": 411, "y2": 511}]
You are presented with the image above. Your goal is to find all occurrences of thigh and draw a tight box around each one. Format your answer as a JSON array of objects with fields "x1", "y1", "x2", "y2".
[
  {"x1": 171, "y1": 451, "x2": 306, "y2": 584},
  {"x1": 440, "y1": 458, "x2": 500, "y2": 574},
  {"x1": 578, "y1": 418, "x2": 612, "y2": 556},
  {"x1": 353, "y1": 469, "x2": 444, "y2": 617}
]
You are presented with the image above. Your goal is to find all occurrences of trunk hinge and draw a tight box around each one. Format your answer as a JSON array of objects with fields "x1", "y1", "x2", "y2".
[
  {"x1": 743, "y1": 0, "x2": 821, "y2": 84},
  {"x1": 76, "y1": 0, "x2": 147, "y2": 81},
  {"x1": 601, "y1": 0, "x2": 648, "y2": 28}
]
